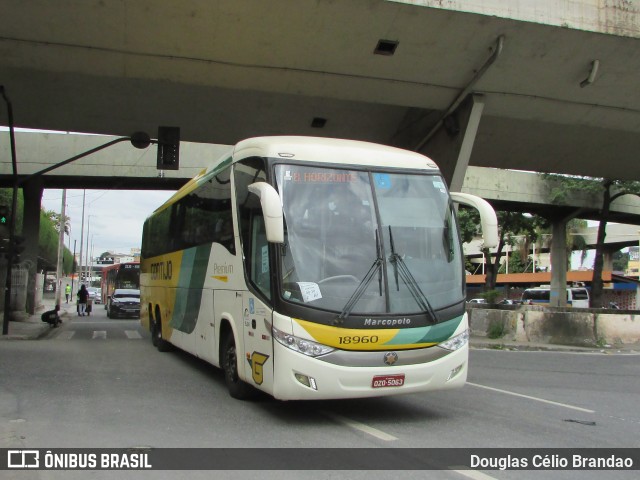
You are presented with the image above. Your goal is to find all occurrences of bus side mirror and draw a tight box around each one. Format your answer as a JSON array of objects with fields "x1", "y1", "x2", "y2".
[
  {"x1": 450, "y1": 192, "x2": 499, "y2": 248},
  {"x1": 248, "y1": 182, "x2": 284, "y2": 244}
]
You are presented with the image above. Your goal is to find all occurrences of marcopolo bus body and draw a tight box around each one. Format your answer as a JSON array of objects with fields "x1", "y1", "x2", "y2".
[{"x1": 140, "y1": 136, "x2": 498, "y2": 400}]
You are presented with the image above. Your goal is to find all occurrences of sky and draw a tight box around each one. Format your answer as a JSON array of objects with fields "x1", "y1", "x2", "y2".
[{"x1": 41, "y1": 188, "x2": 174, "y2": 261}]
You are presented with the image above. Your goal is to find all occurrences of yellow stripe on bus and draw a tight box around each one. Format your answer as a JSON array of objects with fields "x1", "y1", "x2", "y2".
[{"x1": 293, "y1": 318, "x2": 437, "y2": 351}]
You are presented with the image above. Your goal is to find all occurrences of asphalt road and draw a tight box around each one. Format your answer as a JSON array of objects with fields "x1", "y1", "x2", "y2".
[{"x1": 0, "y1": 306, "x2": 638, "y2": 480}]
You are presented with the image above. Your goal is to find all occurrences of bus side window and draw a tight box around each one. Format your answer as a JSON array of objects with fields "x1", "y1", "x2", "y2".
[
  {"x1": 250, "y1": 215, "x2": 270, "y2": 298},
  {"x1": 234, "y1": 157, "x2": 271, "y2": 301}
]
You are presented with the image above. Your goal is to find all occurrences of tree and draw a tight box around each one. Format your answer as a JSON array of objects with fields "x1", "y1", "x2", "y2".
[
  {"x1": 44, "y1": 209, "x2": 71, "y2": 236},
  {"x1": 541, "y1": 174, "x2": 640, "y2": 308},
  {"x1": 458, "y1": 207, "x2": 547, "y2": 290}
]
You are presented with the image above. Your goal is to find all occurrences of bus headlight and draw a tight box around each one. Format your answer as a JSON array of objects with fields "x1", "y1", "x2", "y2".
[
  {"x1": 272, "y1": 327, "x2": 335, "y2": 357},
  {"x1": 437, "y1": 329, "x2": 469, "y2": 352}
]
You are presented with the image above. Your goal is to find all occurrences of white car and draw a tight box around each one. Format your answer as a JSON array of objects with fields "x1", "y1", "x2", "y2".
[
  {"x1": 467, "y1": 298, "x2": 487, "y2": 304},
  {"x1": 87, "y1": 287, "x2": 101, "y2": 304}
]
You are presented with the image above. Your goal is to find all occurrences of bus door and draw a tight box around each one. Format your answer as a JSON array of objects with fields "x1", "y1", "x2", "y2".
[{"x1": 242, "y1": 294, "x2": 274, "y2": 392}]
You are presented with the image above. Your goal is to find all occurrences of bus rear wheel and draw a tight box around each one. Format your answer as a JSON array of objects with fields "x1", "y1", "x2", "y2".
[
  {"x1": 151, "y1": 309, "x2": 172, "y2": 352},
  {"x1": 221, "y1": 332, "x2": 254, "y2": 400}
]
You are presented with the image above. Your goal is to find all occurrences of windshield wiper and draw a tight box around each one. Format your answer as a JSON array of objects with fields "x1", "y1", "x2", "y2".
[
  {"x1": 388, "y1": 226, "x2": 437, "y2": 323},
  {"x1": 336, "y1": 231, "x2": 383, "y2": 323}
]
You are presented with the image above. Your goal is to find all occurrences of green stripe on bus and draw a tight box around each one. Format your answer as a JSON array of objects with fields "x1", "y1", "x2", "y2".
[
  {"x1": 382, "y1": 315, "x2": 463, "y2": 345},
  {"x1": 170, "y1": 244, "x2": 213, "y2": 333}
]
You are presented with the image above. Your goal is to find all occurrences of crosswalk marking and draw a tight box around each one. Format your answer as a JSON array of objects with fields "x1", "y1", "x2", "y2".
[
  {"x1": 56, "y1": 331, "x2": 75, "y2": 340},
  {"x1": 92, "y1": 331, "x2": 107, "y2": 340},
  {"x1": 53, "y1": 329, "x2": 144, "y2": 340}
]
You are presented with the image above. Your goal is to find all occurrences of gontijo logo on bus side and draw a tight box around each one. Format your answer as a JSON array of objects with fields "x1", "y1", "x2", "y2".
[{"x1": 293, "y1": 316, "x2": 463, "y2": 351}]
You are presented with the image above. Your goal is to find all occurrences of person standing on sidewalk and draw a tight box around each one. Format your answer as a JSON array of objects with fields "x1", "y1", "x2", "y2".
[
  {"x1": 65, "y1": 283, "x2": 71, "y2": 303},
  {"x1": 77, "y1": 284, "x2": 89, "y2": 316}
]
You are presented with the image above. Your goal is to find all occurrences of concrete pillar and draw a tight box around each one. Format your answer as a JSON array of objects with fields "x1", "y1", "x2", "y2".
[
  {"x1": 549, "y1": 219, "x2": 568, "y2": 307},
  {"x1": 420, "y1": 94, "x2": 485, "y2": 191},
  {"x1": 389, "y1": 94, "x2": 485, "y2": 191},
  {"x1": 21, "y1": 178, "x2": 44, "y2": 314},
  {"x1": 602, "y1": 249, "x2": 615, "y2": 271}
]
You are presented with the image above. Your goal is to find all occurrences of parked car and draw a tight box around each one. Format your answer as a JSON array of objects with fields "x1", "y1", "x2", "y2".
[
  {"x1": 107, "y1": 288, "x2": 141, "y2": 319},
  {"x1": 87, "y1": 287, "x2": 101, "y2": 304},
  {"x1": 467, "y1": 298, "x2": 487, "y2": 304}
]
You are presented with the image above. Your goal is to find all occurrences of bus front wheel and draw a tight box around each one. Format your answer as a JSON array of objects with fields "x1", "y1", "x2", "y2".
[{"x1": 221, "y1": 332, "x2": 254, "y2": 400}]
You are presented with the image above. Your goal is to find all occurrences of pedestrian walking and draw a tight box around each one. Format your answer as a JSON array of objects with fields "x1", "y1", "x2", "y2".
[
  {"x1": 65, "y1": 283, "x2": 71, "y2": 303},
  {"x1": 77, "y1": 284, "x2": 89, "y2": 316}
]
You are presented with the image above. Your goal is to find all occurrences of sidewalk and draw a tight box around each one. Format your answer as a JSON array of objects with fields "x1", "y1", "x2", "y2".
[
  {"x1": 0, "y1": 295, "x2": 78, "y2": 341},
  {"x1": 469, "y1": 335, "x2": 640, "y2": 354}
]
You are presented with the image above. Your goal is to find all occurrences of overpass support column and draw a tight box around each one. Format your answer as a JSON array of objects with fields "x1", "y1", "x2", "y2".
[
  {"x1": 420, "y1": 94, "x2": 485, "y2": 191},
  {"x1": 549, "y1": 219, "x2": 568, "y2": 307},
  {"x1": 602, "y1": 249, "x2": 615, "y2": 272},
  {"x1": 21, "y1": 179, "x2": 44, "y2": 314}
]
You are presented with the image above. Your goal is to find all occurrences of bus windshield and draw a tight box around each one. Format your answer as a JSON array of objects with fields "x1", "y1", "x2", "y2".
[{"x1": 275, "y1": 164, "x2": 463, "y2": 318}]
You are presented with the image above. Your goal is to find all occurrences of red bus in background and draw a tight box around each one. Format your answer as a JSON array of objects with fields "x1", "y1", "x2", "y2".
[{"x1": 101, "y1": 262, "x2": 140, "y2": 306}]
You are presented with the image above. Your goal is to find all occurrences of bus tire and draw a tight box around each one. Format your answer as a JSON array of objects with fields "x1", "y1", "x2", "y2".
[
  {"x1": 152, "y1": 310, "x2": 172, "y2": 352},
  {"x1": 221, "y1": 332, "x2": 254, "y2": 400}
]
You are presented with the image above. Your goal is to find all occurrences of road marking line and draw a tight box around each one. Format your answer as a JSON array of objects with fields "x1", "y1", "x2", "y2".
[
  {"x1": 323, "y1": 412, "x2": 397, "y2": 441},
  {"x1": 125, "y1": 330, "x2": 142, "y2": 339},
  {"x1": 451, "y1": 469, "x2": 499, "y2": 480},
  {"x1": 92, "y1": 331, "x2": 107, "y2": 340},
  {"x1": 56, "y1": 331, "x2": 75, "y2": 340},
  {"x1": 467, "y1": 382, "x2": 595, "y2": 413}
]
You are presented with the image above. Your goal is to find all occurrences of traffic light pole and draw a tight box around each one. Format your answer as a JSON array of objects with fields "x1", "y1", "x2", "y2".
[
  {"x1": 1, "y1": 85, "x2": 20, "y2": 335},
  {"x1": 2, "y1": 86, "x2": 164, "y2": 335}
]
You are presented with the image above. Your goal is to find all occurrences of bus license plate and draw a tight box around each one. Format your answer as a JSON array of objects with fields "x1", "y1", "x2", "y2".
[{"x1": 372, "y1": 374, "x2": 405, "y2": 388}]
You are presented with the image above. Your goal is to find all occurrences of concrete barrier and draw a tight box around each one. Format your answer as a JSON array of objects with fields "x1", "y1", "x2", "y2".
[{"x1": 467, "y1": 305, "x2": 640, "y2": 348}]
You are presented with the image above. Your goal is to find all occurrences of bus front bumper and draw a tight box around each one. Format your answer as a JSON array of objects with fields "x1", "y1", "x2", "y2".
[{"x1": 271, "y1": 341, "x2": 468, "y2": 401}]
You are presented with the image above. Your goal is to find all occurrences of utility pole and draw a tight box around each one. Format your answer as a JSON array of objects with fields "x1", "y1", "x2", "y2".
[
  {"x1": 54, "y1": 189, "x2": 67, "y2": 307},
  {"x1": 1, "y1": 85, "x2": 19, "y2": 335}
]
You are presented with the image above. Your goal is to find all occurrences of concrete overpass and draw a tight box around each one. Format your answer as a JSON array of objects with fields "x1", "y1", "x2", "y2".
[
  {"x1": 2, "y1": 0, "x2": 640, "y2": 314},
  {"x1": 1, "y1": 0, "x2": 640, "y2": 187},
  {"x1": 3, "y1": 131, "x2": 640, "y2": 220}
]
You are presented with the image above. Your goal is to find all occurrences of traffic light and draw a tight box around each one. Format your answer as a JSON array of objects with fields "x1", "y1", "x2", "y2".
[
  {"x1": 156, "y1": 126, "x2": 180, "y2": 170},
  {"x1": 0, "y1": 205, "x2": 9, "y2": 225},
  {"x1": 0, "y1": 238, "x2": 9, "y2": 258},
  {"x1": 10, "y1": 235, "x2": 25, "y2": 264}
]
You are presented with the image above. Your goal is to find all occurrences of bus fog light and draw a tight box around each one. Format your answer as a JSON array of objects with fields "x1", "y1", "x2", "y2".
[
  {"x1": 294, "y1": 373, "x2": 318, "y2": 390},
  {"x1": 447, "y1": 363, "x2": 464, "y2": 381},
  {"x1": 438, "y1": 329, "x2": 469, "y2": 352}
]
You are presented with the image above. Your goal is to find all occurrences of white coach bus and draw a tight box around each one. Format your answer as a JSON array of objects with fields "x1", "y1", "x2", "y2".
[{"x1": 140, "y1": 136, "x2": 498, "y2": 400}]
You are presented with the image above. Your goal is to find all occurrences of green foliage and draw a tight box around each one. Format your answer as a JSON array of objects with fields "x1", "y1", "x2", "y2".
[
  {"x1": 612, "y1": 250, "x2": 629, "y2": 273},
  {"x1": 487, "y1": 320, "x2": 506, "y2": 339},
  {"x1": 540, "y1": 173, "x2": 640, "y2": 205},
  {"x1": 38, "y1": 210, "x2": 59, "y2": 265},
  {"x1": 458, "y1": 205, "x2": 548, "y2": 290},
  {"x1": 44, "y1": 209, "x2": 71, "y2": 235},
  {"x1": 502, "y1": 250, "x2": 529, "y2": 273},
  {"x1": 0, "y1": 188, "x2": 24, "y2": 233},
  {"x1": 480, "y1": 289, "x2": 501, "y2": 305},
  {"x1": 1, "y1": 188, "x2": 73, "y2": 272}
]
